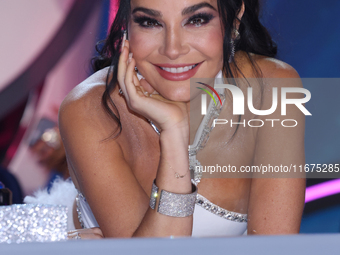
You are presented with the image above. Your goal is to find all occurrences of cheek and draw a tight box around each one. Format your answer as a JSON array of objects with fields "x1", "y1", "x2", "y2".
[
  {"x1": 209, "y1": 31, "x2": 224, "y2": 57},
  {"x1": 128, "y1": 30, "x2": 159, "y2": 62},
  {"x1": 190, "y1": 29, "x2": 223, "y2": 60}
]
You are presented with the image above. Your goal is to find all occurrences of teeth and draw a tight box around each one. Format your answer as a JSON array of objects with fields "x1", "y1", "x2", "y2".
[{"x1": 160, "y1": 64, "x2": 197, "y2": 73}]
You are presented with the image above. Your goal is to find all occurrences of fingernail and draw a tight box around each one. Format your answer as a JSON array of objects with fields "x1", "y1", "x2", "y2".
[
  {"x1": 144, "y1": 91, "x2": 149, "y2": 97},
  {"x1": 128, "y1": 53, "x2": 133, "y2": 64},
  {"x1": 121, "y1": 31, "x2": 127, "y2": 49}
]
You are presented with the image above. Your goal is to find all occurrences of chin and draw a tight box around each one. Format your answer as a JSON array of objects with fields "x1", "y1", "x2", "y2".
[
  {"x1": 161, "y1": 91, "x2": 191, "y2": 102},
  {"x1": 157, "y1": 84, "x2": 191, "y2": 102}
]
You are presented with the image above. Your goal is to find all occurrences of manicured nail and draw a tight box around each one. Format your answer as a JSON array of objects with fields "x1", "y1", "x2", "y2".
[
  {"x1": 128, "y1": 53, "x2": 133, "y2": 64},
  {"x1": 121, "y1": 31, "x2": 127, "y2": 49}
]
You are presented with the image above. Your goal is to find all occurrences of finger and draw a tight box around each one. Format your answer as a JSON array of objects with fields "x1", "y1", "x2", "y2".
[
  {"x1": 90, "y1": 227, "x2": 104, "y2": 236},
  {"x1": 149, "y1": 93, "x2": 170, "y2": 103},
  {"x1": 132, "y1": 72, "x2": 139, "y2": 87},
  {"x1": 121, "y1": 30, "x2": 127, "y2": 50},
  {"x1": 125, "y1": 57, "x2": 141, "y2": 99},
  {"x1": 117, "y1": 41, "x2": 130, "y2": 101},
  {"x1": 79, "y1": 233, "x2": 103, "y2": 240},
  {"x1": 67, "y1": 230, "x2": 104, "y2": 240},
  {"x1": 133, "y1": 73, "x2": 147, "y2": 97},
  {"x1": 118, "y1": 41, "x2": 130, "y2": 98},
  {"x1": 151, "y1": 90, "x2": 160, "y2": 95},
  {"x1": 68, "y1": 233, "x2": 103, "y2": 240},
  {"x1": 68, "y1": 227, "x2": 103, "y2": 235},
  {"x1": 139, "y1": 78, "x2": 157, "y2": 95},
  {"x1": 67, "y1": 232, "x2": 81, "y2": 240}
]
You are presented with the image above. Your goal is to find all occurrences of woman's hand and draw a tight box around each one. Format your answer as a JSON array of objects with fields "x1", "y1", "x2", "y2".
[
  {"x1": 117, "y1": 40, "x2": 189, "y2": 133},
  {"x1": 67, "y1": 228, "x2": 103, "y2": 240}
]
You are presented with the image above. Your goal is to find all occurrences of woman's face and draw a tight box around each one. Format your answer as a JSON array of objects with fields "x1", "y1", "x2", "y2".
[{"x1": 128, "y1": 0, "x2": 223, "y2": 102}]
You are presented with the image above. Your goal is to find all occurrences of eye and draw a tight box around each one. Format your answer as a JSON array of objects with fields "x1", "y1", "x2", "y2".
[
  {"x1": 189, "y1": 18, "x2": 206, "y2": 27},
  {"x1": 187, "y1": 13, "x2": 214, "y2": 27},
  {"x1": 143, "y1": 20, "x2": 160, "y2": 27},
  {"x1": 133, "y1": 16, "x2": 162, "y2": 28}
]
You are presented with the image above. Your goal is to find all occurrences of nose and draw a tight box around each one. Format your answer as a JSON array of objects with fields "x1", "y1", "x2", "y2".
[{"x1": 159, "y1": 26, "x2": 189, "y2": 60}]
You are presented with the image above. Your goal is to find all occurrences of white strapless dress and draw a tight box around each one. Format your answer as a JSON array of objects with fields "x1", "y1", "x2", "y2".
[
  {"x1": 76, "y1": 190, "x2": 247, "y2": 237},
  {"x1": 74, "y1": 70, "x2": 247, "y2": 237},
  {"x1": 25, "y1": 70, "x2": 248, "y2": 237}
]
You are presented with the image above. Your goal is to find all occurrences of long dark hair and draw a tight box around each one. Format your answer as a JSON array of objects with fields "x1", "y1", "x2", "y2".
[{"x1": 92, "y1": 0, "x2": 277, "y2": 138}]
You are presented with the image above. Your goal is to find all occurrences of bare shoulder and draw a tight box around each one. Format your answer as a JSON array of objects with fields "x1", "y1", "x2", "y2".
[
  {"x1": 252, "y1": 54, "x2": 300, "y2": 79},
  {"x1": 58, "y1": 68, "x2": 119, "y2": 139},
  {"x1": 249, "y1": 55, "x2": 305, "y2": 111},
  {"x1": 60, "y1": 68, "x2": 107, "y2": 117}
]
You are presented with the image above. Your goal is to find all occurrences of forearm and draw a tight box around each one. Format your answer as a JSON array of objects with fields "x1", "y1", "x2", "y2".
[
  {"x1": 133, "y1": 128, "x2": 194, "y2": 237},
  {"x1": 156, "y1": 127, "x2": 192, "y2": 193}
]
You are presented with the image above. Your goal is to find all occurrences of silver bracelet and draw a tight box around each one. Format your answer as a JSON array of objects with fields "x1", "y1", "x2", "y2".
[{"x1": 149, "y1": 180, "x2": 197, "y2": 217}]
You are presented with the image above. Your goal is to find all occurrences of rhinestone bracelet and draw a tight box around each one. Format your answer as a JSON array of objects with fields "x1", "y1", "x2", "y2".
[{"x1": 149, "y1": 180, "x2": 197, "y2": 217}]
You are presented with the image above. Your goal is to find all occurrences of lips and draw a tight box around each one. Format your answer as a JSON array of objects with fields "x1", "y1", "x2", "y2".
[{"x1": 154, "y1": 62, "x2": 203, "y2": 81}]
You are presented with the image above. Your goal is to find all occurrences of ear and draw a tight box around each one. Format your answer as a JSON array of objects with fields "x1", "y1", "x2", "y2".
[{"x1": 234, "y1": 2, "x2": 245, "y2": 30}]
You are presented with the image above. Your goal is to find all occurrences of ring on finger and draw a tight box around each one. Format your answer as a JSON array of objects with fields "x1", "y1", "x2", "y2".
[
  {"x1": 67, "y1": 231, "x2": 81, "y2": 240},
  {"x1": 119, "y1": 88, "x2": 124, "y2": 96}
]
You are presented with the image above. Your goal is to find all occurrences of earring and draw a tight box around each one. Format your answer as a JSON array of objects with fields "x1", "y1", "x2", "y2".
[
  {"x1": 234, "y1": 28, "x2": 240, "y2": 40},
  {"x1": 229, "y1": 40, "x2": 235, "y2": 63},
  {"x1": 229, "y1": 29, "x2": 240, "y2": 63}
]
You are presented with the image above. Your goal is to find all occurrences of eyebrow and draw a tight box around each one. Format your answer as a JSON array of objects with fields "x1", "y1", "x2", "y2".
[
  {"x1": 131, "y1": 7, "x2": 161, "y2": 17},
  {"x1": 131, "y1": 2, "x2": 217, "y2": 17},
  {"x1": 182, "y1": 2, "x2": 217, "y2": 16}
]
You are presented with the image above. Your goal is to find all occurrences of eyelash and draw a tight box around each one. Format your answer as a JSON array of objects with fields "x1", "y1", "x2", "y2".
[
  {"x1": 188, "y1": 13, "x2": 215, "y2": 27},
  {"x1": 133, "y1": 16, "x2": 161, "y2": 28},
  {"x1": 133, "y1": 13, "x2": 215, "y2": 28}
]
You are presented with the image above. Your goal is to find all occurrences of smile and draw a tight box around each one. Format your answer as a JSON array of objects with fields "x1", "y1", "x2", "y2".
[
  {"x1": 154, "y1": 62, "x2": 203, "y2": 81},
  {"x1": 159, "y1": 64, "x2": 199, "y2": 74}
]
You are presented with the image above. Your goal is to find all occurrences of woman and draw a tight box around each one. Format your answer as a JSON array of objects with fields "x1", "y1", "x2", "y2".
[{"x1": 59, "y1": 0, "x2": 305, "y2": 238}]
